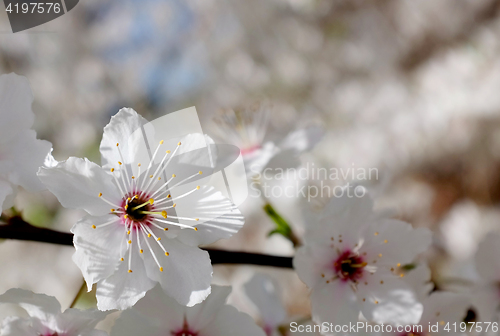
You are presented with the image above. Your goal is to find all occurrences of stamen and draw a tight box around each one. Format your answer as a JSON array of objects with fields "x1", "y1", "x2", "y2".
[
  {"x1": 154, "y1": 217, "x2": 198, "y2": 230},
  {"x1": 154, "y1": 187, "x2": 199, "y2": 206},
  {"x1": 98, "y1": 193, "x2": 120, "y2": 208},
  {"x1": 139, "y1": 224, "x2": 163, "y2": 272},
  {"x1": 168, "y1": 171, "x2": 203, "y2": 191},
  {"x1": 91, "y1": 218, "x2": 117, "y2": 229},
  {"x1": 141, "y1": 224, "x2": 169, "y2": 254},
  {"x1": 131, "y1": 199, "x2": 154, "y2": 211},
  {"x1": 116, "y1": 143, "x2": 131, "y2": 186},
  {"x1": 149, "y1": 174, "x2": 176, "y2": 199},
  {"x1": 127, "y1": 228, "x2": 133, "y2": 273},
  {"x1": 138, "y1": 141, "x2": 163, "y2": 193}
]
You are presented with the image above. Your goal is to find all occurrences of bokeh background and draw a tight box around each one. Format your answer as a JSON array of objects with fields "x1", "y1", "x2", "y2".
[{"x1": 1, "y1": 0, "x2": 500, "y2": 332}]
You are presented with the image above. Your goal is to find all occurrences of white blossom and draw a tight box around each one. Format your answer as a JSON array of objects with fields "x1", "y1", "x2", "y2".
[
  {"x1": 0, "y1": 73, "x2": 52, "y2": 210},
  {"x1": 293, "y1": 191, "x2": 432, "y2": 328},
  {"x1": 110, "y1": 285, "x2": 266, "y2": 336},
  {"x1": 0, "y1": 289, "x2": 109, "y2": 336},
  {"x1": 210, "y1": 103, "x2": 322, "y2": 177},
  {"x1": 38, "y1": 107, "x2": 245, "y2": 311}
]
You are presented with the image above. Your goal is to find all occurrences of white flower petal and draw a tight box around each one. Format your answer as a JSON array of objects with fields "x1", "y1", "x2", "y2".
[
  {"x1": 0, "y1": 316, "x2": 37, "y2": 336},
  {"x1": 0, "y1": 289, "x2": 61, "y2": 323},
  {"x1": 100, "y1": 107, "x2": 149, "y2": 169},
  {"x1": 243, "y1": 273, "x2": 287, "y2": 328},
  {"x1": 279, "y1": 125, "x2": 324, "y2": 153},
  {"x1": 475, "y1": 233, "x2": 500, "y2": 282},
  {"x1": 202, "y1": 305, "x2": 267, "y2": 336},
  {"x1": 0, "y1": 74, "x2": 35, "y2": 143},
  {"x1": 3, "y1": 130, "x2": 51, "y2": 192},
  {"x1": 0, "y1": 179, "x2": 14, "y2": 211},
  {"x1": 53, "y1": 308, "x2": 110, "y2": 335},
  {"x1": 72, "y1": 215, "x2": 124, "y2": 291},
  {"x1": 142, "y1": 236, "x2": 212, "y2": 307},
  {"x1": 185, "y1": 286, "x2": 232, "y2": 331},
  {"x1": 310, "y1": 280, "x2": 360, "y2": 328},
  {"x1": 419, "y1": 292, "x2": 470, "y2": 327},
  {"x1": 38, "y1": 157, "x2": 120, "y2": 216},
  {"x1": 293, "y1": 245, "x2": 335, "y2": 288},
  {"x1": 173, "y1": 187, "x2": 245, "y2": 246},
  {"x1": 360, "y1": 219, "x2": 432, "y2": 266},
  {"x1": 110, "y1": 309, "x2": 164, "y2": 336},
  {"x1": 357, "y1": 273, "x2": 422, "y2": 325},
  {"x1": 95, "y1": 248, "x2": 156, "y2": 311}
]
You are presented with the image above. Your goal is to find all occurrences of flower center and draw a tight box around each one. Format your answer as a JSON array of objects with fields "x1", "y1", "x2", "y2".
[
  {"x1": 334, "y1": 250, "x2": 366, "y2": 282},
  {"x1": 125, "y1": 195, "x2": 152, "y2": 222}
]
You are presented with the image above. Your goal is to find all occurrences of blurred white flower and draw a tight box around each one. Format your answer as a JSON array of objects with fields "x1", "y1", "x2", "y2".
[
  {"x1": 293, "y1": 192, "x2": 432, "y2": 328},
  {"x1": 38, "y1": 108, "x2": 244, "y2": 311},
  {"x1": 210, "y1": 103, "x2": 322, "y2": 177},
  {"x1": 0, "y1": 288, "x2": 108, "y2": 336},
  {"x1": 471, "y1": 233, "x2": 500, "y2": 327},
  {"x1": 354, "y1": 292, "x2": 469, "y2": 336},
  {"x1": 110, "y1": 285, "x2": 266, "y2": 336},
  {"x1": 244, "y1": 273, "x2": 320, "y2": 336},
  {"x1": 0, "y1": 73, "x2": 52, "y2": 210}
]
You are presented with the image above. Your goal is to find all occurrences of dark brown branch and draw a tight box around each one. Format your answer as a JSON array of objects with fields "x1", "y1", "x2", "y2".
[{"x1": 0, "y1": 216, "x2": 293, "y2": 269}]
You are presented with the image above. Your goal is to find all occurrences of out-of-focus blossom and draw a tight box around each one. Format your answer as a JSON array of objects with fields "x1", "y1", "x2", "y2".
[
  {"x1": 38, "y1": 108, "x2": 245, "y2": 311},
  {"x1": 0, "y1": 73, "x2": 52, "y2": 210},
  {"x1": 210, "y1": 103, "x2": 322, "y2": 177},
  {"x1": 293, "y1": 191, "x2": 432, "y2": 329},
  {"x1": 0, "y1": 288, "x2": 109, "y2": 336},
  {"x1": 110, "y1": 285, "x2": 266, "y2": 336},
  {"x1": 244, "y1": 273, "x2": 320, "y2": 336},
  {"x1": 471, "y1": 233, "x2": 500, "y2": 327}
]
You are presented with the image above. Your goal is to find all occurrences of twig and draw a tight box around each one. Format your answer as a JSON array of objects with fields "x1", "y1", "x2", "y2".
[{"x1": 0, "y1": 216, "x2": 293, "y2": 269}]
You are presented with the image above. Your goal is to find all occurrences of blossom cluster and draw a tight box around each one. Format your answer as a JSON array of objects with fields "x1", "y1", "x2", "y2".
[{"x1": 0, "y1": 73, "x2": 496, "y2": 336}]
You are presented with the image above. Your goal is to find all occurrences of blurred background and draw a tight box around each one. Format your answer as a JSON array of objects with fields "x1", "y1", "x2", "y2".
[{"x1": 1, "y1": 0, "x2": 500, "y2": 332}]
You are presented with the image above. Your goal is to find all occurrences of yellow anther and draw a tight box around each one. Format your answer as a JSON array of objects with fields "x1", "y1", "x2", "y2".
[
  {"x1": 158, "y1": 177, "x2": 161, "y2": 180},
  {"x1": 374, "y1": 232, "x2": 379, "y2": 236},
  {"x1": 150, "y1": 175, "x2": 153, "y2": 178},
  {"x1": 157, "y1": 237, "x2": 161, "y2": 241},
  {"x1": 160, "y1": 267, "x2": 164, "y2": 272},
  {"x1": 132, "y1": 176, "x2": 135, "y2": 179},
  {"x1": 400, "y1": 273, "x2": 405, "y2": 278},
  {"x1": 378, "y1": 254, "x2": 382, "y2": 257},
  {"x1": 98, "y1": 193, "x2": 102, "y2": 197},
  {"x1": 111, "y1": 208, "x2": 115, "y2": 212},
  {"x1": 384, "y1": 240, "x2": 388, "y2": 243},
  {"x1": 375, "y1": 300, "x2": 379, "y2": 304},
  {"x1": 147, "y1": 233, "x2": 152, "y2": 238},
  {"x1": 120, "y1": 258, "x2": 124, "y2": 261},
  {"x1": 128, "y1": 240, "x2": 132, "y2": 244},
  {"x1": 397, "y1": 263, "x2": 401, "y2": 267},
  {"x1": 91, "y1": 225, "x2": 96, "y2": 229},
  {"x1": 124, "y1": 214, "x2": 128, "y2": 219},
  {"x1": 164, "y1": 228, "x2": 169, "y2": 231},
  {"x1": 196, "y1": 186, "x2": 200, "y2": 190},
  {"x1": 166, "y1": 150, "x2": 171, "y2": 154},
  {"x1": 195, "y1": 218, "x2": 199, "y2": 221},
  {"x1": 160, "y1": 140, "x2": 164, "y2": 144},
  {"x1": 140, "y1": 249, "x2": 143, "y2": 254},
  {"x1": 116, "y1": 143, "x2": 119, "y2": 147},
  {"x1": 124, "y1": 205, "x2": 128, "y2": 210},
  {"x1": 194, "y1": 227, "x2": 198, "y2": 231},
  {"x1": 127, "y1": 197, "x2": 131, "y2": 201},
  {"x1": 165, "y1": 252, "x2": 169, "y2": 256},
  {"x1": 149, "y1": 199, "x2": 154, "y2": 205},
  {"x1": 161, "y1": 211, "x2": 168, "y2": 218},
  {"x1": 173, "y1": 203, "x2": 177, "y2": 207},
  {"x1": 172, "y1": 174, "x2": 176, "y2": 177},
  {"x1": 178, "y1": 142, "x2": 181, "y2": 145},
  {"x1": 199, "y1": 171, "x2": 202, "y2": 174},
  {"x1": 118, "y1": 161, "x2": 122, "y2": 165},
  {"x1": 128, "y1": 270, "x2": 132, "y2": 273},
  {"x1": 138, "y1": 163, "x2": 141, "y2": 167},
  {"x1": 110, "y1": 168, "x2": 115, "y2": 172},
  {"x1": 127, "y1": 230, "x2": 131, "y2": 235}
]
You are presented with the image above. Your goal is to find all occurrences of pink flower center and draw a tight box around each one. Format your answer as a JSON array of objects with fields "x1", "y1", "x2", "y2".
[
  {"x1": 241, "y1": 144, "x2": 261, "y2": 155},
  {"x1": 121, "y1": 192, "x2": 155, "y2": 224},
  {"x1": 171, "y1": 320, "x2": 199, "y2": 336},
  {"x1": 334, "y1": 250, "x2": 367, "y2": 282}
]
